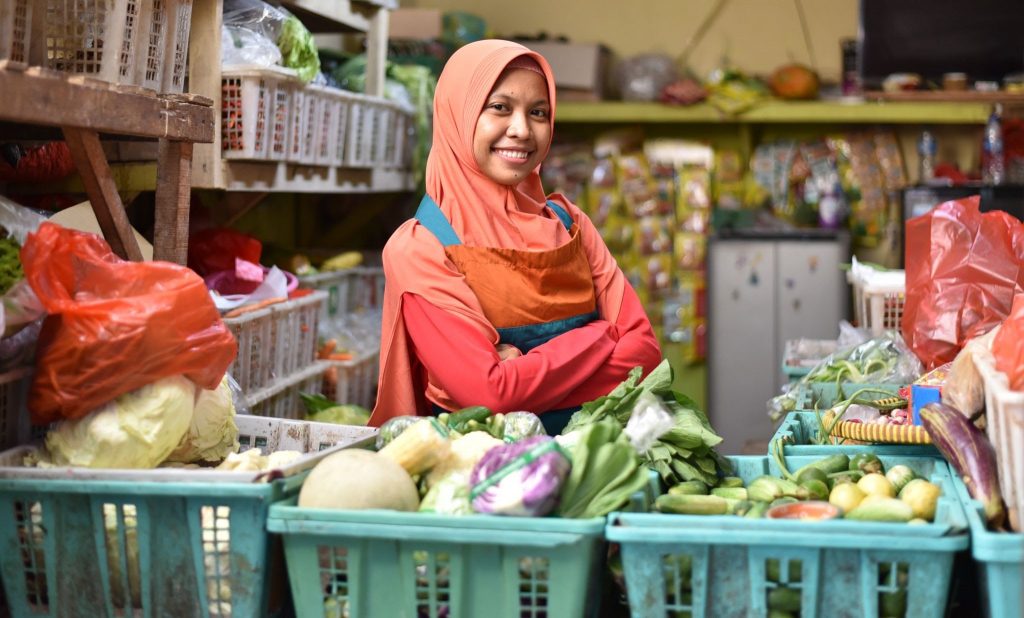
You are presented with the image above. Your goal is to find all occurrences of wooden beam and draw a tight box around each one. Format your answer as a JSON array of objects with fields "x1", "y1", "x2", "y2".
[
  {"x1": 153, "y1": 140, "x2": 194, "y2": 264},
  {"x1": 221, "y1": 192, "x2": 270, "y2": 227},
  {"x1": 187, "y1": 0, "x2": 225, "y2": 189},
  {"x1": 0, "y1": 68, "x2": 214, "y2": 142},
  {"x1": 62, "y1": 127, "x2": 145, "y2": 262},
  {"x1": 364, "y1": 7, "x2": 389, "y2": 98}
]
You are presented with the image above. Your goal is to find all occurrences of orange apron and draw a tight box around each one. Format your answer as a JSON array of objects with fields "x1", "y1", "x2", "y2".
[{"x1": 415, "y1": 194, "x2": 598, "y2": 433}]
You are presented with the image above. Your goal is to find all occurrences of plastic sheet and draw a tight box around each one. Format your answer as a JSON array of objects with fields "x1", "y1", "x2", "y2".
[
  {"x1": 903, "y1": 195, "x2": 1024, "y2": 369},
  {"x1": 22, "y1": 223, "x2": 237, "y2": 424}
]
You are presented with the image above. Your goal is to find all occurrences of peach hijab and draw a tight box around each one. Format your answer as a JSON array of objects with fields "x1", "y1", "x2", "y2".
[{"x1": 370, "y1": 40, "x2": 626, "y2": 424}]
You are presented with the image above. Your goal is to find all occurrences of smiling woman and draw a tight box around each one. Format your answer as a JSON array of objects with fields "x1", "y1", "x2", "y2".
[
  {"x1": 371, "y1": 40, "x2": 662, "y2": 434},
  {"x1": 473, "y1": 60, "x2": 552, "y2": 186}
]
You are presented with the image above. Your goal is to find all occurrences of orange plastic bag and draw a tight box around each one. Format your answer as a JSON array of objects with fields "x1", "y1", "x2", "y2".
[
  {"x1": 903, "y1": 196, "x2": 1024, "y2": 370},
  {"x1": 993, "y1": 295, "x2": 1024, "y2": 390},
  {"x1": 22, "y1": 223, "x2": 237, "y2": 424}
]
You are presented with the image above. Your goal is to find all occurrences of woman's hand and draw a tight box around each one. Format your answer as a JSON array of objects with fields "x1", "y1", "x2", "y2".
[{"x1": 496, "y1": 343, "x2": 522, "y2": 361}]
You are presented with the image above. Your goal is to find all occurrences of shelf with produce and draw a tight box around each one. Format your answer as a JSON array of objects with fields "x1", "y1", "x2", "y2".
[
  {"x1": 187, "y1": 0, "x2": 409, "y2": 194},
  {"x1": 0, "y1": 64, "x2": 214, "y2": 264},
  {"x1": 555, "y1": 100, "x2": 993, "y2": 125}
]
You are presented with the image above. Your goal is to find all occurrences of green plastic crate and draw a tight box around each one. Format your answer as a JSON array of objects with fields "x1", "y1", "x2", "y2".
[
  {"x1": 771, "y1": 411, "x2": 939, "y2": 457},
  {"x1": 267, "y1": 502, "x2": 606, "y2": 618},
  {"x1": 607, "y1": 454, "x2": 968, "y2": 618},
  {"x1": 0, "y1": 417, "x2": 375, "y2": 618},
  {"x1": 950, "y1": 474, "x2": 1022, "y2": 618}
]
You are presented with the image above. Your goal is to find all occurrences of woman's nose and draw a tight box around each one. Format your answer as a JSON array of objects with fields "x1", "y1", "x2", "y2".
[{"x1": 506, "y1": 112, "x2": 529, "y2": 138}]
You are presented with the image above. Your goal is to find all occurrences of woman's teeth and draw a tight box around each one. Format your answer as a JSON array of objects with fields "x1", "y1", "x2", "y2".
[{"x1": 494, "y1": 149, "x2": 528, "y2": 160}]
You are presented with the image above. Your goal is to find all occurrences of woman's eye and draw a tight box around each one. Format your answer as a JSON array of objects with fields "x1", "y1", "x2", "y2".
[
  {"x1": 532, "y1": 108, "x2": 549, "y2": 118},
  {"x1": 489, "y1": 103, "x2": 507, "y2": 112}
]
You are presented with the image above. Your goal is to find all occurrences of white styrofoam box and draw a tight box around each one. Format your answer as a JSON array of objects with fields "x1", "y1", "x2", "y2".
[{"x1": 975, "y1": 351, "x2": 1024, "y2": 532}]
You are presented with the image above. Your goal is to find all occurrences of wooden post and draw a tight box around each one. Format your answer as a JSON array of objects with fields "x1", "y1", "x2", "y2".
[
  {"x1": 154, "y1": 139, "x2": 194, "y2": 264},
  {"x1": 62, "y1": 127, "x2": 145, "y2": 262},
  {"x1": 365, "y1": 7, "x2": 389, "y2": 98}
]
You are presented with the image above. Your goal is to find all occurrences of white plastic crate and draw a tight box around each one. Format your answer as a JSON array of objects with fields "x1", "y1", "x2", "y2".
[
  {"x1": 245, "y1": 360, "x2": 329, "y2": 420},
  {"x1": 323, "y1": 349, "x2": 378, "y2": 410},
  {"x1": 0, "y1": 0, "x2": 32, "y2": 64},
  {"x1": 344, "y1": 93, "x2": 384, "y2": 168},
  {"x1": 221, "y1": 66, "x2": 296, "y2": 161},
  {"x1": 350, "y1": 266, "x2": 385, "y2": 311},
  {"x1": 975, "y1": 351, "x2": 1024, "y2": 532},
  {"x1": 332, "y1": 90, "x2": 357, "y2": 167},
  {"x1": 30, "y1": 0, "x2": 192, "y2": 92},
  {"x1": 222, "y1": 291, "x2": 325, "y2": 397},
  {"x1": 0, "y1": 368, "x2": 32, "y2": 452},
  {"x1": 313, "y1": 86, "x2": 343, "y2": 167},
  {"x1": 848, "y1": 258, "x2": 905, "y2": 335},
  {"x1": 286, "y1": 84, "x2": 320, "y2": 165},
  {"x1": 298, "y1": 268, "x2": 353, "y2": 324}
]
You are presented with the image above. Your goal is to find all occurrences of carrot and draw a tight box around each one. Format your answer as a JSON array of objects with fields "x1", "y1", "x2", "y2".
[
  {"x1": 318, "y1": 339, "x2": 338, "y2": 359},
  {"x1": 223, "y1": 297, "x2": 286, "y2": 319},
  {"x1": 327, "y1": 353, "x2": 353, "y2": 361}
]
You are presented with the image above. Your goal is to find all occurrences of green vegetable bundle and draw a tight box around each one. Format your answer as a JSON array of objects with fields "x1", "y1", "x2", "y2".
[
  {"x1": 562, "y1": 360, "x2": 730, "y2": 488},
  {"x1": 556, "y1": 420, "x2": 649, "y2": 519}
]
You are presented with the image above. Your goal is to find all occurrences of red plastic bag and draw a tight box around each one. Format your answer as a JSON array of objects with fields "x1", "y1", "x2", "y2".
[
  {"x1": 22, "y1": 223, "x2": 237, "y2": 424},
  {"x1": 187, "y1": 227, "x2": 262, "y2": 277},
  {"x1": 903, "y1": 196, "x2": 1024, "y2": 369},
  {"x1": 993, "y1": 295, "x2": 1024, "y2": 389}
]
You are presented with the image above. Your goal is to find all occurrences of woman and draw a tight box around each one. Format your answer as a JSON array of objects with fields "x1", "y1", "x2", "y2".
[{"x1": 371, "y1": 39, "x2": 662, "y2": 434}]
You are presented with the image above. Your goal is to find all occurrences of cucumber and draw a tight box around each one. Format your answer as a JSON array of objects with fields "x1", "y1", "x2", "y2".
[
  {"x1": 827, "y1": 470, "x2": 864, "y2": 489},
  {"x1": 793, "y1": 454, "x2": 850, "y2": 478},
  {"x1": 669, "y1": 480, "x2": 709, "y2": 496},
  {"x1": 711, "y1": 487, "x2": 748, "y2": 500},
  {"x1": 767, "y1": 586, "x2": 802, "y2": 612},
  {"x1": 770, "y1": 497, "x2": 799, "y2": 508},
  {"x1": 744, "y1": 501, "x2": 770, "y2": 519},
  {"x1": 656, "y1": 494, "x2": 729, "y2": 515},
  {"x1": 448, "y1": 406, "x2": 491, "y2": 431},
  {"x1": 796, "y1": 466, "x2": 828, "y2": 485},
  {"x1": 880, "y1": 589, "x2": 907, "y2": 616},
  {"x1": 717, "y1": 476, "x2": 745, "y2": 488},
  {"x1": 845, "y1": 498, "x2": 913, "y2": 522}
]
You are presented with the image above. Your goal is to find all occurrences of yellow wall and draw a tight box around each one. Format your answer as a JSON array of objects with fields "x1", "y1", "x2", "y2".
[{"x1": 406, "y1": 0, "x2": 859, "y2": 83}]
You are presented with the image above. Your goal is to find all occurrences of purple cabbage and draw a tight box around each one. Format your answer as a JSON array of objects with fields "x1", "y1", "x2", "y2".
[{"x1": 469, "y1": 436, "x2": 570, "y2": 517}]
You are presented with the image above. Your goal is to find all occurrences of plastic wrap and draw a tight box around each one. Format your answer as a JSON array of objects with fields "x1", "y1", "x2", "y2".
[
  {"x1": 221, "y1": 25, "x2": 281, "y2": 68},
  {"x1": 903, "y1": 195, "x2": 1024, "y2": 369},
  {"x1": 943, "y1": 326, "x2": 999, "y2": 417},
  {"x1": 375, "y1": 415, "x2": 422, "y2": 449},
  {"x1": 768, "y1": 332, "x2": 923, "y2": 421},
  {"x1": 623, "y1": 391, "x2": 675, "y2": 453},
  {"x1": 221, "y1": 0, "x2": 319, "y2": 81},
  {"x1": 992, "y1": 295, "x2": 1024, "y2": 390},
  {"x1": 501, "y1": 411, "x2": 546, "y2": 442},
  {"x1": 22, "y1": 223, "x2": 237, "y2": 424},
  {"x1": 616, "y1": 54, "x2": 678, "y2": 102},
  {"x1": 469, "y1": 436, "x2": 570, "y2": 517}
]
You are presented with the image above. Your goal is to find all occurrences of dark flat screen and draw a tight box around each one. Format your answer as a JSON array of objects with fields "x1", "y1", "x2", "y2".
[{"x1": 860, "y1": 0, "x2": 1024, "y2": 88}]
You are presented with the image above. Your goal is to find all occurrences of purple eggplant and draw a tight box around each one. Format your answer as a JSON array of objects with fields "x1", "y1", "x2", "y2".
[{"x1": 920, "y1": 403, "x2": 1006, "y2": 528}]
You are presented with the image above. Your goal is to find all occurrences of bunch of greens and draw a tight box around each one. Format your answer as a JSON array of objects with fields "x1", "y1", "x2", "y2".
[
  {"x1": 0, "y1": 236, "x2": 23, "y2": 295},
  {"x1": 556, "y1": 420, "x2": 649, "y2": 519},
  {"x1": 562, "y1": 360, "x2": 730, "y2": 488},
  {"x1": 278, "y1": 15, "x2": 320, "y2": 83}
]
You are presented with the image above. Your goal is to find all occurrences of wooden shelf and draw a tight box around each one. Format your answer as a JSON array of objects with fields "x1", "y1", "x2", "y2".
[
  {"x1": 0, "y1": 65, "x2": 215, "y2": 141},
  {"x1": 555, "y1": 100, "x2": 993, "y2": 125},
  {"x1": 279, "y1": 0, "x2": 374, "y2": 33},
  {"x1": 19, "y1": 161, "x2": 414, "y2": 194}
]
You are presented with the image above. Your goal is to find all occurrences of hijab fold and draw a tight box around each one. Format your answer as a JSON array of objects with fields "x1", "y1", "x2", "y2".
[{"x1": 371, "y1": 40, "x2": 627, "y2": 424}]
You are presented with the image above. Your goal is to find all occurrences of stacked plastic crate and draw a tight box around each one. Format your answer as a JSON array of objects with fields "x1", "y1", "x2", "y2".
[{"x1": 221, "y1": 291, "x2": 329, "y2": 418}]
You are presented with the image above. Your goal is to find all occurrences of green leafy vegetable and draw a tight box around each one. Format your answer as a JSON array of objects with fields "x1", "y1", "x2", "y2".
[
  {"x1": 556, "y1": 420, "x2": 649, "y2": 519},
  {"x1": 278, "y1": 16, "x2": 320, "y2": 83},
  {"x1": 562, "y1": 359, "x2": 730, "y2": 488}
]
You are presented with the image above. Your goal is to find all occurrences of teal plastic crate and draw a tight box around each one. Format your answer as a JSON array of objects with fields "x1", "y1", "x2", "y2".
[
  {"x1": 267, "y1": 502, "x2": 606, "y2": 618},
  {"x1": 0, "y1": 417, "x2": 375, "y2": 618},
  {"x1": 607, "y1": 455, "x2": 968, "y2": 618},
  {"x1": 771, "y1": 411, "x2": 939, "y2": 457},
  {"x1": 950, "y1": 474, "x2": 1022, "y2": 618}
]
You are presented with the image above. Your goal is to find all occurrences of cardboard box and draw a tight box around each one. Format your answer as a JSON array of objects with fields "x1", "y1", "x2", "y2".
[
  {"x1": 389, "y1": 9, "x2": 442, "y2": 40},
  {"x1": 513, "y1": 40, "x2": 611, "y2": 99}
]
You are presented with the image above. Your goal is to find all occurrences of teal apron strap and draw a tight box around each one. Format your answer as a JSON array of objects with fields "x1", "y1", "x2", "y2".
[
  {"x1": 414, "y1": 194, "x2": 462, "y2": 246},
  {"x1": 545, "y1": 200, "x2": 574, "y2": 231}
]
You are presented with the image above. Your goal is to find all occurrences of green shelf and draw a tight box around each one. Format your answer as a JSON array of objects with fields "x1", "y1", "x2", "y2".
[{"x1": 556, "y1": 100, "x2": 991, "y2": 125}]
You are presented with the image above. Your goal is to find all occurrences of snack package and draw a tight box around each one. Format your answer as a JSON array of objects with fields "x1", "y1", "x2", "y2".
[{"x1": 942, "y1": 326, "x2": 999, "y2": 419}]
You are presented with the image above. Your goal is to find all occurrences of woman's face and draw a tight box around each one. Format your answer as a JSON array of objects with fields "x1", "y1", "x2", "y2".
[{"x1": 473, "y1": 68, "x2": 551, "y2": 186}]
